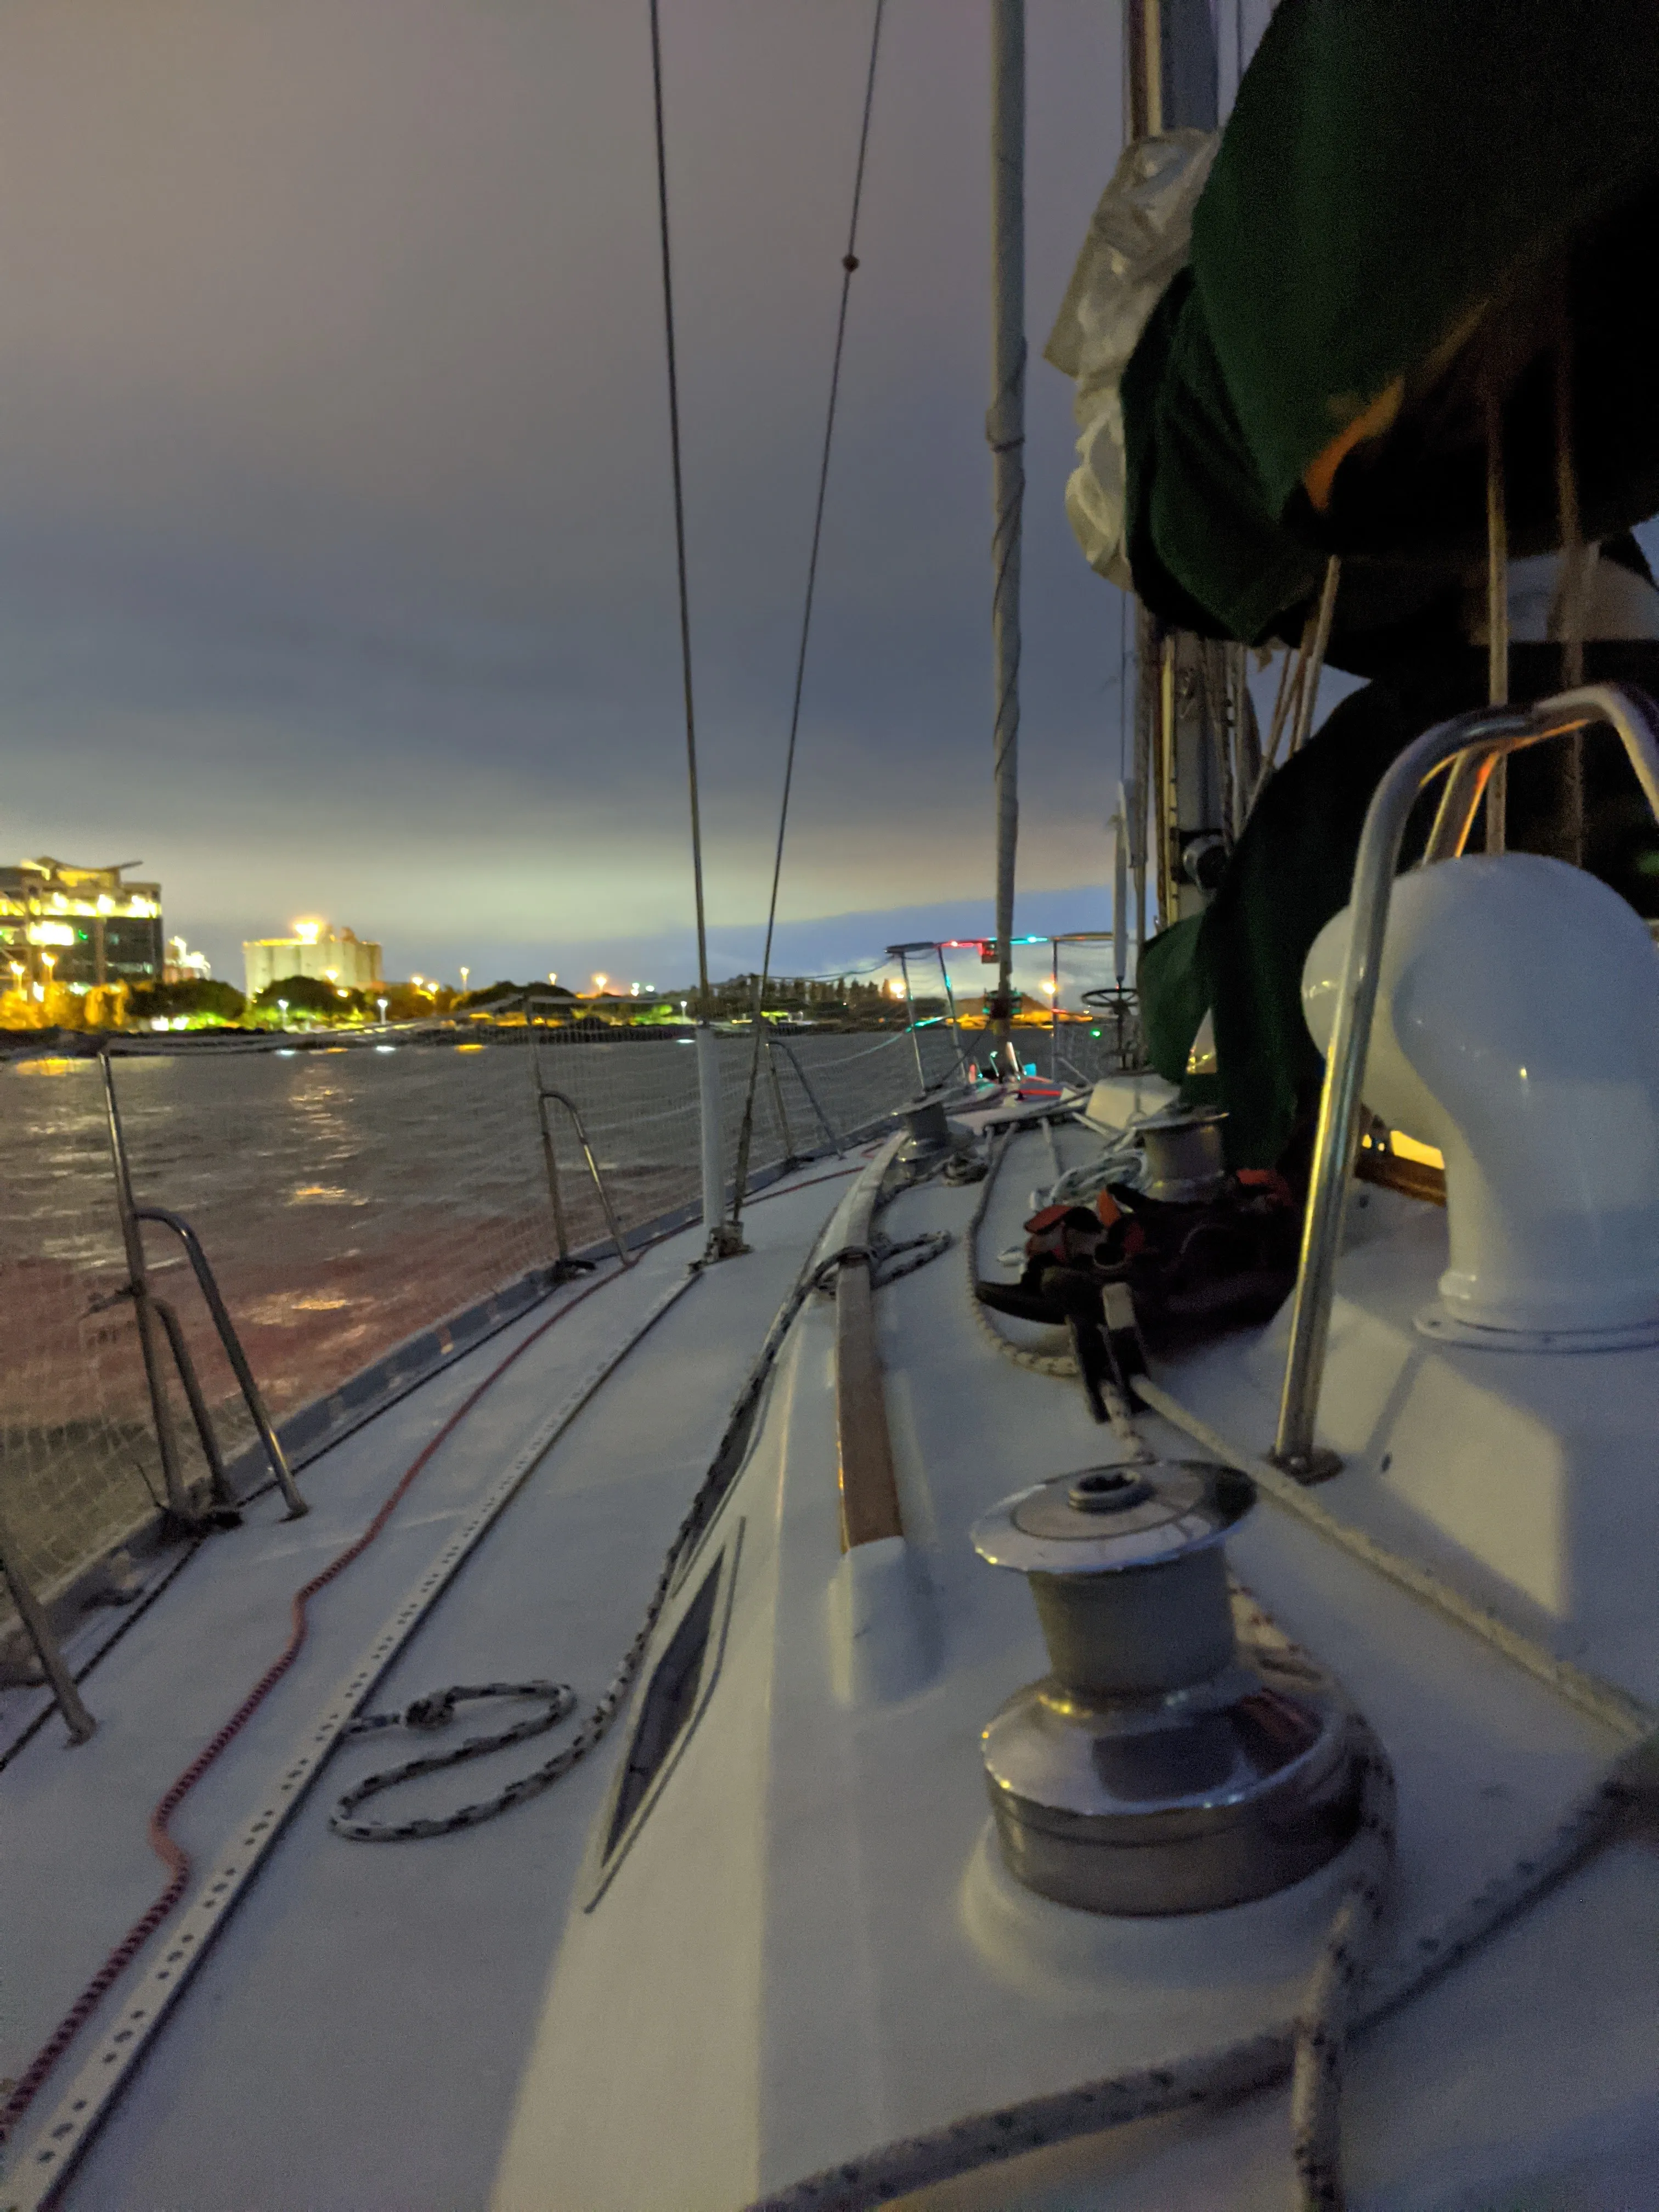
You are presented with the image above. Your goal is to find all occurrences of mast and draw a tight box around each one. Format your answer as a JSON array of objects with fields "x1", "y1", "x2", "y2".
[
  {"x1": 1125, "y1": 3, "x2": 1222, "y2": 934},
  {"x1": 988, "y1": 0, "x2": 1024, "y2": 1058}
]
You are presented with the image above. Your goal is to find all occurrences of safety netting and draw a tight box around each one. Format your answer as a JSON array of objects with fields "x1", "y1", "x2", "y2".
[{"x1": 0, "y1": 1024, "x2": 955, "y2": 1633}]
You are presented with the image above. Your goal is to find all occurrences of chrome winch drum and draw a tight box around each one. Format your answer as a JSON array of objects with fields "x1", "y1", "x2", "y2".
[
  {"x1": 971, "y1": 1460, "x2": 1362, "y2": 1915},
  {"x1": 1136, "y1": 1105, "x2": 1228, "y2": 1202}
]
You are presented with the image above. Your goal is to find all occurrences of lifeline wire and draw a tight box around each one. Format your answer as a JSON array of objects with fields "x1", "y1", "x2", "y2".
[
  {"x1": 731, "y1": 0, "x2": 886, "y2": 1224},
  {"x1": 648, "y1": 0, "x2": 711, "y2": 1015},
  {"x1": 0, "y1": 1160, "x2": 867, "y2": 2153},
  {"x1": 0, "y1": 1260, "x2": 628, "y2": 2149}
]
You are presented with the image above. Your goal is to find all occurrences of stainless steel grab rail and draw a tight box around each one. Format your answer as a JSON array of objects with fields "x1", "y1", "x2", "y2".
[
  {"x1": 1271, "y1": 683, "x2": 1659, "y2": 1476},
  {"x1": 532, "y1": 1077, "x2": 634, "y2": 1273},
  {"x1": 771, "y1": 1036, "x2": 845, "y2": 1157},
  {"x1": 98, "y1": 1049, "x2": 306, "y2": 1520},
  {"x1": 0, "y1": 1497, "x2": 96, "y2": 1742},
  {"x1": 131, "y1": 1206, "x2": 306, "y2": 1517}
]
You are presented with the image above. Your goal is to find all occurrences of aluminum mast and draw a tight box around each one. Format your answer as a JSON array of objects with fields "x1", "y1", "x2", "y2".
[{"x1": 988, "y1": 1, "x2": 1024, "y2": 1057}]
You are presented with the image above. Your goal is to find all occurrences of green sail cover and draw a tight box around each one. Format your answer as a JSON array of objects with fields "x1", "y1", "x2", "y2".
[{"x1": 1126, "y1": 0, "x2": 1659, "y2": 647}]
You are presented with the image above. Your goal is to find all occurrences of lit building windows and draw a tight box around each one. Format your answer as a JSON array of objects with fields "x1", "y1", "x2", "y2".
[{"x1": 0, "y1": 857, "x2": 164, "y2": 991}]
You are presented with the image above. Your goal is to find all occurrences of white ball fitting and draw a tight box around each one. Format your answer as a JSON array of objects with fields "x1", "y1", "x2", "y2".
[{"x1": 1302, "y1": 854, "x2": 1659, "y2": 1342}]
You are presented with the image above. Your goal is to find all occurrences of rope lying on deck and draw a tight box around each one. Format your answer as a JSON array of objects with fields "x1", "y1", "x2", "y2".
[
  {"x1": 902, "y1": 1115, "x2": 1658, "y2": 2212},
  {"x1": 0, "y1": 1252, "x2": 641, "y2": 2148},
  {"x1": 0, "y1": 1164, "x2": 868, "y2": 2148},
  {"x1": 970, "y1": 1121, "x2": 1656, "y2": 1743},
  {"x1": 963, "y1": 1125, "x2": 1079, "y2": 1378},
  {"x1": 744, "y1": 1697, "x2": 1655, "y2": 2212},
  {"x1": 328, "y1": 1206, "x2": 949, "y2": 1843}
]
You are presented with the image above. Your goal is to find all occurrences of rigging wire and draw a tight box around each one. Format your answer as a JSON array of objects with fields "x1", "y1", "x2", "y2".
[
  {"x1": 0, "y1": 1161, "x2": 866, "y2": 2151},
  {"x1": 648, "y1": 0, "x2": 712, "y2": 1017},
  {"x1": 730, "y1": 0, "x2": 887, "y2": 1221}
]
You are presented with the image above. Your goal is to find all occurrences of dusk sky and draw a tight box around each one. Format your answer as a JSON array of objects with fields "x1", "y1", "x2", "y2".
[{"x1": 0, "y1": 3, "x2": 1280, "y2": 994}]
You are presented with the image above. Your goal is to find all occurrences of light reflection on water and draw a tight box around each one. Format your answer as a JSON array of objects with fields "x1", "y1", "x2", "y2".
[
  {"x1": 0, "y1": 1029, "x2": 940, "y2": 1392},
  {"x1": 0, "y1": 1030, "x2": 943, "y2": 1588}
]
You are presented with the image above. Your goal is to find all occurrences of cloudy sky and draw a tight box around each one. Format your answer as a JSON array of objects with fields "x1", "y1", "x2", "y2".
[{"x1": 0, "y1": 3, "x2": 1274, "y2": 992}]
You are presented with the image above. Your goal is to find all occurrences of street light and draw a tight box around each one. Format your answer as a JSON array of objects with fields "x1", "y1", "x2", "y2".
[
  {"x1": 460, "y1": 966, "x2": 470, "y2": 994},
  {"x1": 276, "y1": 997, "x2": 289, "y2": 1029},
  {"x1": 377, "y1": 996, "x2": 388, "y2": 1026}
]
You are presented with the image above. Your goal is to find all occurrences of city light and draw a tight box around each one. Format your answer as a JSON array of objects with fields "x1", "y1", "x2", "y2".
[{"x1": 294, "y1": 919, "x2": 323, "y2": 945}]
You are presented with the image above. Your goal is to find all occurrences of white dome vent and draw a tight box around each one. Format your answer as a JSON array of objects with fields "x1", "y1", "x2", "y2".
[{"x1": 1302, "y1": 853, "x2": 1659, "y2": 1347}]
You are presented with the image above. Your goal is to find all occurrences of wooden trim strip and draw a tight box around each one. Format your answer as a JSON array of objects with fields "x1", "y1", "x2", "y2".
[{"x1": 836, "y1": 1137, "x2": 906, "y2": 1550}]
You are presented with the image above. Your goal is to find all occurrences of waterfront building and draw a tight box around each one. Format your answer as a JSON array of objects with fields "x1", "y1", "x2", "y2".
[
  {"x1": 243, "y1": 920, "x2": 383, "y2": 1000},
  {"x1": 0, "y1": 856, "x2": 163, "y2": 994},
  {"x1": 163, "y1": 935, "x2": 212, "y2": 984}
]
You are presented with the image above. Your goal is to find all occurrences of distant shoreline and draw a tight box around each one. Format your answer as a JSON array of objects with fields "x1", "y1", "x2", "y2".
[{"x1": 0, "y1": 1015, "x2": 962, "y2": 1062}]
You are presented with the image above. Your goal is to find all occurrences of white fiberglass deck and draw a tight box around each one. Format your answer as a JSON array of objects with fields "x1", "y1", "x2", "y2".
[
  {"x1": 499, "y1": 1120, "x2": 1657, "y2": 2212},
  {"x1": 2, "y1": 1161, "x2": 862, "y2": 2211},
  {"x1": 5, "y1": 1120, "x2": 1657, "y2": 2212}
]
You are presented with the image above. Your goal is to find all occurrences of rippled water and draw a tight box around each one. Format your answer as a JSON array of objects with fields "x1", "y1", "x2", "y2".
[{"x1": 0, "y1": 1028, "x2": 949, "y2": 1595}]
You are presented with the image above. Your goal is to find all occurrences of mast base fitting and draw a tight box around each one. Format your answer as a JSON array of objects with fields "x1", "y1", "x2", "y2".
[
  {"x1": 897, "y1": 1098, "x2": 972, "y2": 1169},
  {"x1": 1266, "y1": 1445, "x2": 1344, "y2": 1486},
  {"x1": 973, "y1": 1460, "x2": 1366, "y2": 1915}
]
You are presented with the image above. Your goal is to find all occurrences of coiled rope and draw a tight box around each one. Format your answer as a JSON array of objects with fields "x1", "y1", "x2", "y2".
[
  {"x1": 964, "y1": 1126, "x2": 1079, "y2": 1380},
  {"x1": 326, "y1": 1206, "x2": 947, "y2": 1844},
  {"x1": 0, "y1": 1164, "x2": 865, "y2": 2146},
  {"x1": 0, "y1": 1252, "x2": 638, "y2": 2147}
]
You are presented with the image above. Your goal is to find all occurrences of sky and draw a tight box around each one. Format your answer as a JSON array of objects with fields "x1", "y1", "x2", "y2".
[{"x1": 0, "y1": 3, "x2": 1317, "y2": 999}]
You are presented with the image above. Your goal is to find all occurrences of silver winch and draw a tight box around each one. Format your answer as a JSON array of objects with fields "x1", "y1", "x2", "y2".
[
  {"x1": 971, "y1": 1459, "x2": 1363, "y2": 1915},
  {"x1": 896, "y1": 1096, "x2": 970, "y2": 1167},
  {"x1": 1137, "y1": 1105, "x2": 1228, "y2": 1203}
]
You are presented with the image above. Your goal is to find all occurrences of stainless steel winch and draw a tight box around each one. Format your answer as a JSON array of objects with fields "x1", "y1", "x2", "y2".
[
  {"x1": 971, "y1": 1459, "x2": 1363, "y2": 1914},
  {"x1": 1136, "y1": 1104, "x2": 1228, "y2": 1201}
]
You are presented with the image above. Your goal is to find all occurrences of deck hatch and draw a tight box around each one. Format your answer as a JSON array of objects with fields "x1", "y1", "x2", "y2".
[{"x1": 603, "y1": 1558, "x2": 722, "y2": 1861}]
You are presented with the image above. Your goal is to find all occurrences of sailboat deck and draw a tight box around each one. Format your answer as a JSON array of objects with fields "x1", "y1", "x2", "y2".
[
  {"x1": 5, "y1": 1119, "x2": 1657, "y2": 2212},
  {"x1": 2, "y1": 1163, "x2": 859, "y2": 2210}
]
